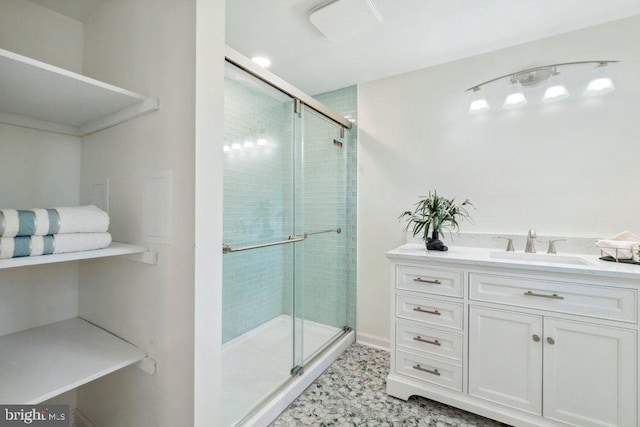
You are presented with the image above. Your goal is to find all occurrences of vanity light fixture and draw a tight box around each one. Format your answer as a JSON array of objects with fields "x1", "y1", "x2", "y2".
[
  {"x1": 542, "y1": 69, "x2": 570, "y2": 103},
  {"x1": 468, "y1": 87, "x2": 490, "y2": 113},
  {"x1": 467, "y1": 60, "x2": 618, "y2": 113},
  {"x1": 583, "y1": 62, "x2": 615, "y2": 97},
  {"x1": 503, "y1": 81, "x2": 527, "y2": 109}
]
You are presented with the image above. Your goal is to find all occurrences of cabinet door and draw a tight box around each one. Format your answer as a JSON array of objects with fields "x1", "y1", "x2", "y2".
[
  {"x1": 543, "y1": 319, "x2": 637, "y2": 427},
  {"x1": 468, "y1": 306, "x2": 542, "y2": 415}
]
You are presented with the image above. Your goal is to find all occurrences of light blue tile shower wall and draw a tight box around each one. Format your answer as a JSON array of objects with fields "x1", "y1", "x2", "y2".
[{"x1": 223, "y1": 71, "x2": 293, "y2": 343}]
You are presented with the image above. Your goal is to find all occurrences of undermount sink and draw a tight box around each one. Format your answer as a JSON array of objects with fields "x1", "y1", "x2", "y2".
[{"x1": 490, "y1": 251, "x2": 595, "y2": 266}]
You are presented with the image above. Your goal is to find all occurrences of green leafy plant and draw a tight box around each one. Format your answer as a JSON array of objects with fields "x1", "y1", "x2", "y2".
[{"x1": 399, "y1": 190, "x2": 474, "y2": 243}]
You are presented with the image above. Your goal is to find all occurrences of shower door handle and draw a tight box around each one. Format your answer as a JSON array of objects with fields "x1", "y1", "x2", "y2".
[{"x1": 222, "y1": 235, "x2": 305, "y2": 254}]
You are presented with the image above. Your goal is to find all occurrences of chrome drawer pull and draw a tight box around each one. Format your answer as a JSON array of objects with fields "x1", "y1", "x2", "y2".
[
  {"x1": 413, "y1": 307, "x2": 441, "y2": 315},
  {"x1": 413, "y1": 364, "x2": 440, "y2": 376},
  {"x1": 413, "y1": 336, "x2": 441, "y2": 346},
  {"x1": 524, "y1": 291, "x2": 564, "y2": 300},
  {"x1": 413, "y1": 277, "x2": 442, "y2": 285}
]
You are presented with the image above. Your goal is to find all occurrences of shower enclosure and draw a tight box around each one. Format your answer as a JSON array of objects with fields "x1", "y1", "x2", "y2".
[{"x1": 221, "y1": 55, "x2": 355, "y2": 426}]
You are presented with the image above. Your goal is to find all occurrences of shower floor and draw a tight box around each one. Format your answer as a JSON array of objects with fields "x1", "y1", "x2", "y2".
[{"x1": 222, "y1": 315, "x2": 342, "y2": 426}]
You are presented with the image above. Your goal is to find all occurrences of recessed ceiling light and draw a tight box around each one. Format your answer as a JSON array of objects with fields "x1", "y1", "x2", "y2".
[{"x1": 252, "y1": 56, "x2": 271, "y2": 68}]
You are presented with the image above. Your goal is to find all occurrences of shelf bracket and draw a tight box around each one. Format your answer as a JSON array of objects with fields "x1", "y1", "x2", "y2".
[
  {"x1": 135, "y1": 357, "x2": 157, "y2": 375},
  {"x1": 122, "y1": 250, "x2": 158, "y2": 265}
]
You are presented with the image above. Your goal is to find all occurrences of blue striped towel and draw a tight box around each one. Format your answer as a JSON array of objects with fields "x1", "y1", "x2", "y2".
[
  {"x1": 0, "y1": 206, "x2": 109, "y2": 237},
  {"x1": 0, "y1": 233, "x2": 112, "y2": 259}
]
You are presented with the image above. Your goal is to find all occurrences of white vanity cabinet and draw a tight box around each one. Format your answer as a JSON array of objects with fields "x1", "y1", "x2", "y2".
[
  {"x1": 386, "y1": 245, "x2": 640, "y2": 427},
  {"x1": 468, "y1": 306, "x2": 543, "y2": 416},
  {"x1": 542, "y1": 318, "x2": 636, "y2": 427}
]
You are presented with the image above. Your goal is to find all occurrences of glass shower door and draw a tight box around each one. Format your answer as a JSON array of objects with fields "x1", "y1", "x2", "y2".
[
  {"x1": 222, "y1": 62, "x2": 301, "y2": 426},
  {"x1": 295, "y1": 106, "x2": 349, "y2": 364},
  {"x1": 222, "y1": 61, "x2": 351, "y2": 426}
]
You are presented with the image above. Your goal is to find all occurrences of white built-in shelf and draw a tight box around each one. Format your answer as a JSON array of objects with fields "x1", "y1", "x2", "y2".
[
  {"x1": 0, "y1": 48, "x2": 159, "y2": 136},
  {"x1": 0, "y1": 317, "x2": 147, "y2": 403},
  {"x1": 0, "y1": 242, "x2": 157, "y2": 269}
]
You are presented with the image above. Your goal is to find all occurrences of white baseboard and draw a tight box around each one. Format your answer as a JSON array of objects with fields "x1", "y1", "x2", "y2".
[{"x1": 356, "y1": 332, "x2": 390, "y2": 351}]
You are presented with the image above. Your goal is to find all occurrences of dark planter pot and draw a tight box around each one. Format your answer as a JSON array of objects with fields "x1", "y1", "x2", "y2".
[{"x1": 426, "y1": 231, "x2": 448, "y2": 251}]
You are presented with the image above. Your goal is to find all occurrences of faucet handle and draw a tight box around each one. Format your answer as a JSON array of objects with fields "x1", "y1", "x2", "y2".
[
  {"x1": 498, "y1": 236, "x2": 515, "y2": 252},
  {"x1": 547, "y1": 239, "x2": 566, "y2": 254}
]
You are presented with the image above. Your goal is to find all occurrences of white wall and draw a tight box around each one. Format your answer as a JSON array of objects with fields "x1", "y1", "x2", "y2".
[
  {"x1": 0, "y1": 0, "x2": 83, "y2": 72},
  {"x1": 357, "y1": 16, "x2": 640, "y2": 343},
  {"x1": 77, "y1": 0, "x2": 199, "y2": 425},
  {"x1": 194, "y1": 1, "x2": 226, "y2": 425}
]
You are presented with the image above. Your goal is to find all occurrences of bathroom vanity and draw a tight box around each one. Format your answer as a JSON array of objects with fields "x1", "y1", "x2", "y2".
[{"x1": 386, "y1": 244, "x2": 640, "y2": 427}]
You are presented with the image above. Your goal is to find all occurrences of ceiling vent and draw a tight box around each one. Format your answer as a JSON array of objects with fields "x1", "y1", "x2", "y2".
[{"x1": 309, "y1": 0, "x2": 382, "y2": 42}]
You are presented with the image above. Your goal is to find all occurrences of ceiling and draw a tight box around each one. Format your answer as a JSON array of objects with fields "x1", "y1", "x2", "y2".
[{"x1": 226, "y1": 0, "x2": 640, "y2": 95}]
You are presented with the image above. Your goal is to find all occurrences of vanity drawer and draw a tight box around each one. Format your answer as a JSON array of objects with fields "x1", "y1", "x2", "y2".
[
  {"x1": 396, "y1": 265, "x2": 463, "y2": 298},
  {"x1": 396, "y1": 294, "x2": 463, "y2": 330},
  {"x1": 395, "y1": 349, "x2": 463, "y2": 392},
  {"x1": 396, "y1": 321, "x2": 463, "y2": 361},
  {"x1": 469, "y1": 273, "x2": 637, "y2": 323}
]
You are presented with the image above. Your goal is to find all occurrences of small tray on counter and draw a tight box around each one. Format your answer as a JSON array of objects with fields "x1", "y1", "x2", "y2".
[{"x1": 599, "y1": 255, "x2": 640, "y2": 265}]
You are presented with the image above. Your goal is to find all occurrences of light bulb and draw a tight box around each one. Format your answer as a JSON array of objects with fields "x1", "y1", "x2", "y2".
[
  {"x1": 231, "y1": 143, "x2": 242, "y2": 151},
  {"x1": 251, "y1": 56, "x2": 271, "y2": 68},
  {"x1": 257, "y1": 138, "x2": 267, "y2": 146},
  {"x1": 583, "y1": 63, "x2": 615, "y2": 97},
  {"x1": 243, "y1": 141, "x2": 254, "y2": 149},
  {"x1": 469, "y1": 87, "x2": 490, "y2": 113},
  {"x1": 223, "y1": 145, "x2": 231, "y2": 153},
  {"x1": 503, "y1": 81, "x2": 527, "y2": 109},
  {"x1": 542, "y1": 72, "x2": 570, "y2": 103}
]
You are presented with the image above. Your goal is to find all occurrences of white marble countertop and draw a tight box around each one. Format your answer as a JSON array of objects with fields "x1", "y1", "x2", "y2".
[{"x1": 387, "y1": 244, "x2": 640, "y2": 281}]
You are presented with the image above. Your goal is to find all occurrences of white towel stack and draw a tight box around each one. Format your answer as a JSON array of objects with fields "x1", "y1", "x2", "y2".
[
  {"x1": 0, "y1": 205, "x2": 111, "y2": 259},
  {"x1": 596, "y1": 231, "x2": 640, "y2": 262}
]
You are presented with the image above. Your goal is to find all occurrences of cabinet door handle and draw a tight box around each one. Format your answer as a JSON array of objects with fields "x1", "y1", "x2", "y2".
[
  {"x1": 413, "y1": 307, "x2": 441, "y2": 315},
  {"x1": 413, "y1": 277, "x2": 441, "y2": 285},
  {"x1": 413, "y1": 336, "x2": 441, "y2": 346},
  {"x1": 547, "y1": 337, "x2": 555, "y2": 345},
  {"x1": 413, "y1": 364, "x2": 441, "y2": 376},
  {"x1": 524, "y1": 291, "x2": 564, "y2": 300},
  {"x1": 532, "y1": 334, "x2": 540, "y2": 342}
]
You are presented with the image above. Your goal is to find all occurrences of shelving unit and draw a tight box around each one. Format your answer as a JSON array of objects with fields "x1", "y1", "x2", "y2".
[
  {"x1": 0, "y1": 44, "x2": 159, "y2": 405},
  {"x1": 0, "y1": 318, "x2": 147, "y2": 404},
  {"x1": 0, "y1": 47, "x2": 159, "y2": 136},
  {"x1": 0, "y1": 242, "x2": 157, "y2": 269}
]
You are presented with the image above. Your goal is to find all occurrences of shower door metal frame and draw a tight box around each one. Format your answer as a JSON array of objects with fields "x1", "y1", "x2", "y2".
[{"x1": 225, "y1": 46, "x2": 353, "y2": 130}]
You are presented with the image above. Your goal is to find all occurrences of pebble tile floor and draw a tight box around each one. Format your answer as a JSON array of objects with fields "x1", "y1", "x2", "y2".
[{"x1": 271, "y1": 343, "x2": 508, "y2": 426}]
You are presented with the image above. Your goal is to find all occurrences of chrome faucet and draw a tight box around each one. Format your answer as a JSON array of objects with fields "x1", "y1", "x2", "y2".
[{"x1": 525, "y1": 229, "x2": 537, "y2": 253}]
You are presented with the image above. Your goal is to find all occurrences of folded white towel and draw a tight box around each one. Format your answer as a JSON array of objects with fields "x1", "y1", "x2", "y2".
[
  {"x1": 0, "y1": 205, "x2": 109, "y2": 237},
  {"x1": 55, "y1": 205, "x2": 110, "y2": 234},
  {"x1": 0, "y1": 233, "x2": 112, "y2": 259},
  {"x1": 53, "y1": 233, "x2": 112, "y2": 254},
  {"x1": 596, "y1": 231, "x2": 640, "y2": 260}
]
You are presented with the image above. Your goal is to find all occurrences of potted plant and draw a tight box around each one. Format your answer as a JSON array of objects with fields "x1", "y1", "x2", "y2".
[{"x1": 399, "y1": 190, "x2": 473, "y2": 251}]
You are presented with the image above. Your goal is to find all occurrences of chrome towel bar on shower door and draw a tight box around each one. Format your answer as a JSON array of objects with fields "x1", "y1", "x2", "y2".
[{"x1": 222, "y1": 228, "x2": 341, "y2": 254}]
